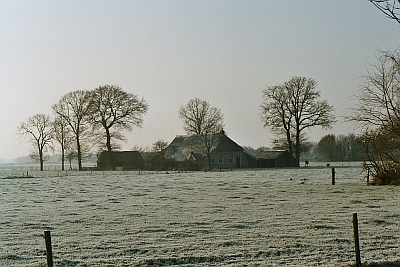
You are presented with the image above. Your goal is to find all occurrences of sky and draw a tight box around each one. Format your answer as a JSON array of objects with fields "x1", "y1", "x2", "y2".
[{"x1": 0, "y1": 0, "x2": 399, "y2": 161}]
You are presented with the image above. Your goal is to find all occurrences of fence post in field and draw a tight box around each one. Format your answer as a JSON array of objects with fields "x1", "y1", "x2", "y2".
[
  {"x1": 352, "y1": 213, "x2": 361, "y2": 266},
  {"x1": 43, "y1": 230, "x2": 53, "y2": 267},
  {"x1": 331, "y1": 167, "x2": 335, "y2": 185}
]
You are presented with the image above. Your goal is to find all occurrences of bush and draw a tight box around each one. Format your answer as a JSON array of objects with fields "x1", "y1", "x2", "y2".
[{"x1": 369, "y1": 163, "x2": 400, "y2": 185}]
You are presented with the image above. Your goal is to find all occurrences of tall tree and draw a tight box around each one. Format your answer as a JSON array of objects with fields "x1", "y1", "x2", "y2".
[
  {"x1": 369, "y1": 0, "x2": 400, "y2": 24},
  {"x1": 261, "y1": 77, "x2": 336, "y2": 166},
  {"x1": 179, "y1": 98, "x2": 224, "y2": 170},
  {"x1": 52, "y1": 90, "x2": 93, "y2": 171},
  {"x1": 260, "y1": 85, "x2": 295, "y2": 166},
  {"x1": 53, "y1": 105, "x2": 75, "y2": 171},
  {"x1": 89, "y1": 85, "x2": 149, "y2": 152},
  {"x1": 18, "y1": 114, "x2": 53, "y2": 171}
]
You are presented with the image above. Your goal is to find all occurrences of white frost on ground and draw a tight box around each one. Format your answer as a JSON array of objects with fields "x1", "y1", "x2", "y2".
[{"x1": 0, "y1": 166, "x2": 399, "y2": 266}]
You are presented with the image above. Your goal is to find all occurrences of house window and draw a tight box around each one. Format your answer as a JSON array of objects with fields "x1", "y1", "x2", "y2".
[
  {"x1": 218, "y1": 154, "x2": 223, "y2": 164},
  {"x1": 229, "y1": 153, "x2": 234, "y2": 164},
  {"x1": 211, "y1": 158, "x2": 215, "y2": 164}
]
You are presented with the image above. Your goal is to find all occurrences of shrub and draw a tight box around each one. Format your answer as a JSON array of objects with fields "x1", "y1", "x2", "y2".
[{"x1": 369, "y1": 162, "x2": 400, "y2": 185}]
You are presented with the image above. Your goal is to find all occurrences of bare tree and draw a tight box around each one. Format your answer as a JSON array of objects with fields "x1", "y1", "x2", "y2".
[
  {"x1": 260, "y1": 85, "x2": 295, "y2": 165},
  {"x1": 18, "y1": 114, "x2": 53, "y2": 171},
  {"x1": 348, "y1": 51, "x2": 400, "y2": 130},
  {"x1": 152, "y1": 139, "x2": 168, "y2": 156},
  {"x1": 347, "y1": 50, "x2": 400, "y2": 184},
  {"x1": 369, "y1": 0, "x2": 400, "y2": 24},
  {"x1": 89, "y1": 85, "x2": 149, "y2": 152},
  {"x1": 179, "y1": 98, "x2": 224, "y2": 170},
  {"x1": 151, "y1": 139, "x2": 169, "y2": 170},
  {"x1": 261, "y1": 77, "x2": 336, "y2": 166},
  {"x1": 53, "y1": 107, "x2": 76, "y2": 171},
  {"x1": 52, "y1": 90, "x2": 93, "y2": 171}
]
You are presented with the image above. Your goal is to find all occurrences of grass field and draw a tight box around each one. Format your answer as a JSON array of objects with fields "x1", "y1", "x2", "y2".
[{"x1": 1, "y1": 165, "x2": 399, "y2": 266}]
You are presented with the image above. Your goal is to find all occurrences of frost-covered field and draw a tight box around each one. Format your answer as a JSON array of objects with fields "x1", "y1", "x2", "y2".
[{"x1": 1, "y1": 165, "x2": 399, "y2": 267}]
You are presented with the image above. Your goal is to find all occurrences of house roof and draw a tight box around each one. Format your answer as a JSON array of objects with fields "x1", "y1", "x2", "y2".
[
  {"x1": 166, "y1": 132, "x2": 244, "y2": 162},
  {"x1": 166, "y1": 135, "x2": 203, "y2": 162},
  {"x1": 189, "y1": 152, "x2": 206, "y2": 162},
  {"x1": 214, "y1": 132, "x2": 243, "y2": 151},
  {"x1": 256, "y1": 150, "x2": 288, "y2": 160}
]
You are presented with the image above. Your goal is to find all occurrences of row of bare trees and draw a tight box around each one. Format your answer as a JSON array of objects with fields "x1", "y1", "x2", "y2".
[
  {"x1": 18, "y1": 85, "x2": 148, "y2": 171},
  {"x1": 19, "y1": 80, "x2": 335, "y2": 172},
  {"x1": 18, "y1": 90, "x2": 225, "y2": 171}
]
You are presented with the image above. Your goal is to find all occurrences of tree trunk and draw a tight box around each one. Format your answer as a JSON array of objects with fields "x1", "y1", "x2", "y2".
[
  {"x1": 76, "y1": 136, "x2": 82, "y2": 171},
  {"x1": 295, "y1": 127, "x2": 300, "y2": 167},
  {"x1": 39, "y1": 149, "x2": 44, "y2": 171},
  {"x1": 286, "y1": 131, "x2": 294, "y2": 167},
  {"x1": 106, "y1": 127, "x2": 112, "y2": 152},
  {"x1": 61, "y1": 132, "x2": 65, "y2": 171},
  {"x1": 206, "y1": 154, "x2": 212, "y2": 171},
  {"x1": 295, "y1": 143, "x2": 300, "y2": 167},
  {"x1": 61, "y1": 149, "x2": 65, "y2": 171}
]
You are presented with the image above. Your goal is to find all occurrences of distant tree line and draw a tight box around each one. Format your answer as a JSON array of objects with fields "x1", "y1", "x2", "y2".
[
  {"x1": 315, "y1": 134, "x2": 364, "y2": 162},
  {"x1": 242, "y1": 133, "x2": 364, "y2": 163}
]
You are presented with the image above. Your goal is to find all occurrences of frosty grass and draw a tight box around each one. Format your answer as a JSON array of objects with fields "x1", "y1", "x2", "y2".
[{"x1": 1, "y1": 164, "x2": 399, "y2": 266}]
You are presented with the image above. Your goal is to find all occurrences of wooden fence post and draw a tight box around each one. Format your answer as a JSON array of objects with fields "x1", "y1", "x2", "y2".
[
  {"x1": 352, "y1": 213, "x2": 361, "y2": 267},
  {"x1": 331, "y1": 167, "x2": 335, "y2": 185},
  {"x1": 43, "y1": 230, "x2": 53, "y2": 267}
]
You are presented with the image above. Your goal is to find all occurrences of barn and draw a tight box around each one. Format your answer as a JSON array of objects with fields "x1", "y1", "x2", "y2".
[
  {"x1": 97, "y1": 151, "x2": 145, "y2": 171},
  {"x1": 256, "y1": 149, "x2": 297, "y2": 168}
]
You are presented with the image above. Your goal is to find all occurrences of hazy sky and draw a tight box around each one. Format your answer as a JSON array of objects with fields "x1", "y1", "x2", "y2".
[{"x1": 0, "y1": 1, "x2": 399, "y2": 160}]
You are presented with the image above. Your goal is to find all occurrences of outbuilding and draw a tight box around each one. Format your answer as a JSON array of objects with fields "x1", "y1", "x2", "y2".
[
  {"x1": 256, "y1": 149, "x2": 297, "y2": 168},
  {"x1": 97, "y1": 151, "x2": 145, "y2": 171}
]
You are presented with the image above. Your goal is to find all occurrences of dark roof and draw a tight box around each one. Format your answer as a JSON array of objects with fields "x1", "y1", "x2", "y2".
[
  {"x1": 190, "y1": 152, "x2": 206, "y2": 162},
  {"x1": 256, "y1": 150, "x2": 288, "y2": 160},
  {"x1": 214, "y1": 132, "x2": 243, "y2": 151},
  {"x1": 99, "y1": 151, "x2": 142, "y2": 161}
]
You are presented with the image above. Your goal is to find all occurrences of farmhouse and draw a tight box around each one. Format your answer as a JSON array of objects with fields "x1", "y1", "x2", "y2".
[
  {"x1": 256, "y1": 149, "x2": 297, "y2": 168},
  {"x1": 97, "y1": 151, "x2": 145, "y2": 170},
  {"x1": 166, "y1": 131, "x2": 257, "y2": 170}
]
